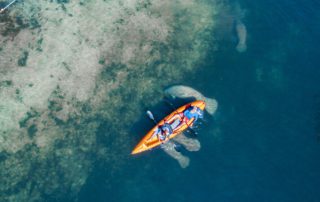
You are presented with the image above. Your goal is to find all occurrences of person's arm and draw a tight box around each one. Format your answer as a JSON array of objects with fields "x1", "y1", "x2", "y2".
[
  {"x1": 194, "y1": 114, "x2": 198, "y2": 121},
  {"x1": 197, "y1": 109, "x2": 204, "y2": 118},
  {"x1": 192, "y1": 109, "x2": 203, "y2": 121}
]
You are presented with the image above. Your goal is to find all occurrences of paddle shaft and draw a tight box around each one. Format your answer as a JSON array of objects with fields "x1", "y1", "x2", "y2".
[{"x1": 0, "y1": 0, "x2": 18, "y2": 13}]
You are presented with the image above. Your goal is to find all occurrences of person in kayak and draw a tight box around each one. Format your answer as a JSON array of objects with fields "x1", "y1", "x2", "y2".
[
  {"x1": 153, "y1": 106, "x2": 203, "y2": 142},
  {"x1": 183, "y1": 106, "x2": 204, "y2": 123},
  {"x1": 167, "y1": 106, "x2": 203, "y2": 128},
  {"x1": 161, "y1": 105, "x2": 204, "y2": 133},
  {"x1": 153, "y1": 123, "x2": 173, "y2": 142}
]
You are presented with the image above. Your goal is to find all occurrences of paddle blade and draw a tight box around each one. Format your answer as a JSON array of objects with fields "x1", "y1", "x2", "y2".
[
  {"x1": 146, "y1": 110, "x2": 158, "y2": 124},
  {"x1": 146, "y1": 110, "x2": 154, "y2": 120}
]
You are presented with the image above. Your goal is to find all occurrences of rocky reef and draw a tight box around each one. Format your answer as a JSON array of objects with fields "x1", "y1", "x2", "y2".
[{"x1": 0, "y1": 0, "x2": 218, "y2": 200}]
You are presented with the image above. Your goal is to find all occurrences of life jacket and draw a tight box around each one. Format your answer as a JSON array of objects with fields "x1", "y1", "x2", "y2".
[
  {"x1": 184, "y1": 107, "x2": 197, "y2": 119},
  {"x1": 161, "y1": 123, "x2": 173, "y2": 135}
]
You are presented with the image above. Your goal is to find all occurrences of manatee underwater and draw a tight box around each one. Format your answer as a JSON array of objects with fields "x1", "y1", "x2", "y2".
[
  {"x1": 213, "y1": 2, "x2": 248, "y2": 53},
  {"x1": 235, "y1": 19, "x2": 247, "y2": 53},
  {"x1": 233, "y1": 3, "x2": 248, "y2": 53},
  {"x1": 161, "y1": 85, "x2": 218, "y2": 168},
  {"x1": 0, "y1": 0, "x2": 220, "y2": 200},
  {"x1": 164, "y1": 85, "x2": 218, "y2": 115}
]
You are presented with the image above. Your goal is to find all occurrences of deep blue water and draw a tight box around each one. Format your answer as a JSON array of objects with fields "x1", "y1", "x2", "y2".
[{"x1": 79, "y1": 0, "x2": 320, "y2": 201}]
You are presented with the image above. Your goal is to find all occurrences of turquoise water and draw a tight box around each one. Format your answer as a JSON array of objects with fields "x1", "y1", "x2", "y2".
[
  {"x1": 77, "y1": 0, "x2": 320, "y2": 202},
  {"x1": 1, "y1": 0, "x2": 320, "y2": 201}
]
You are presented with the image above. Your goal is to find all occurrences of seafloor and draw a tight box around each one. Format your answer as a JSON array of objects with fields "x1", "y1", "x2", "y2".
[
  {"x1": 0, "y1": 0, "x2": 222, "y2": 200},
  {"x1": 2, "y1": 0, "x2": 320, "y2": 201}
]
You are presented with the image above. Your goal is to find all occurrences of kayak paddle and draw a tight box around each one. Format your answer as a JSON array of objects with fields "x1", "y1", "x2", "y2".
[
  {"x1": 0, "y1": 0, "x2": 18, "y2": 13},
  {"x1": 146, "y1": 110, "x2": 157, "y2": 124}
]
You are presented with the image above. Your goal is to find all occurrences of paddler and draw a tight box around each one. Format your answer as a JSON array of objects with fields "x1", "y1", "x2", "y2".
[
  {"x1": 167, "y1": 105, "x2": 204, "y2": 129},
  {"x1": 152, "y1": 123, "x2": 173, "y2": 142},
  {"x1": 183, "y1": 106, "x2": 203, "y2": 123},
  {"x1": 154, "y1": 106, "x2": 204, "y2": 142}
]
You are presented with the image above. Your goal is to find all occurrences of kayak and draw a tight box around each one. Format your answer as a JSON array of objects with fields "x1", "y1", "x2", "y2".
[{"x1": 131, "y1": 100, "x2": 206, "y2": 155}]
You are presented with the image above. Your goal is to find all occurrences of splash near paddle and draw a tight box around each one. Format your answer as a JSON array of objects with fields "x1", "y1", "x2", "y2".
[{"x1": 131, "y1": 100, "x2": 205, "y2": 155}]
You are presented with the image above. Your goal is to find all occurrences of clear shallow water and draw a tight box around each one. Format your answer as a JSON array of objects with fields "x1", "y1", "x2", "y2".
[
  {"x1": 78, "y1": 0, "x2": 320, "y2": 201},
  {"x1": 1, "y1": 0, "x2": 320, "y2": 201}
]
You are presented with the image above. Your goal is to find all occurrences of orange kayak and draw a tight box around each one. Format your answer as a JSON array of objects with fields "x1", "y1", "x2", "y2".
[{"x1": 131, "y1": 100, "x2": 206, "y2": 155}]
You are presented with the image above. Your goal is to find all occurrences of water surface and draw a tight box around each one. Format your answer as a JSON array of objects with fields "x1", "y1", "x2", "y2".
[{"x1": 79, "y1": 0, "x2": 320, "y2": 201}]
